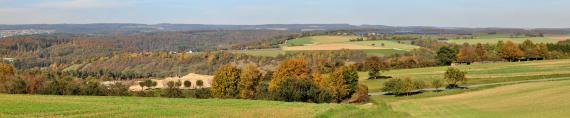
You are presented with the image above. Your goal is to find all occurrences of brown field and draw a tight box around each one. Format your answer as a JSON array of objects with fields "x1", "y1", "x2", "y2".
[{"x1": 282, "y1": 43, "x2": 383, "y2": 51}]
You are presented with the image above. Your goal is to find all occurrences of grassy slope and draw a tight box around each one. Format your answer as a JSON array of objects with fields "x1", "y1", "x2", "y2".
[
  {"x1": 0, "y1": 94, "x2": 399, "y2": 118},
  {"x1": 447, "y1": 34, "x2": 560, "y2": 44},
  {"x1": 447, "y1": 37, "x2": 558, "y2": 44},
  {"x1": 362, "y1": 59, "x2": 570, "y2": 92},
  {"x1": 389, "y1": 80, "x2": 570, "y2": 118}
]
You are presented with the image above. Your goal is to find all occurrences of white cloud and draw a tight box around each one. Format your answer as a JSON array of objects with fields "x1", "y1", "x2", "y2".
[{"x1": 37, "y1": 0, "x2": 129, "y2": 9}]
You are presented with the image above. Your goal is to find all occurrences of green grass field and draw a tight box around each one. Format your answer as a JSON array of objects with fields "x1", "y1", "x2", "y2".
[
  {"x1": 0, "y1": 94, "x2": 395, "y2": 118},
  {"x1": 447, "y1": 37, "x2": 558, "y2": 44},
  {"x1": 287, "y1": 36, "x2": 360, "y2": 46},
  {"x1": 361, "y1": 59, "x2": 570, "y2": 92},
  {"x1": 389, "y1": 80, "x2": 570, "y2": 118},
  {"x1": 287, "y1": 37, "x2": 314, "y2": 46}
]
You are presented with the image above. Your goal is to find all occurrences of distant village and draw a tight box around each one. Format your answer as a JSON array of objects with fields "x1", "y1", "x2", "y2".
[{"x1": 0, "y1": 29, "x2": 55, "y2": 38}]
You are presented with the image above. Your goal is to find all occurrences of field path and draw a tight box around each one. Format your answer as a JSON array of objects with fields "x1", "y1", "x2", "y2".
[{"x1": 369, "y1": 77, "x2": 570, "y2": 96}]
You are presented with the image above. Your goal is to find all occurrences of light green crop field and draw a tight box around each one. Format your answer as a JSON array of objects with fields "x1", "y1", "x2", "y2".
[
  {"x1": 287, "y1": 37, "x2": 314, "y2": 46},
  {"x1": 0, "y1": 94, "x2": 400, "y2": 118},
  {"x1": 287, "y1": 36, "x2": 359, "y2": 46},
  {"x1": 389, "y1": 80, "x2": 570, "y2": 118},
  {"x1": 361, "y1": 59, "x2": 570, "y2": 92},
  {"x1": 308, "y1": 36, "x2": 360, "y2": 44}
]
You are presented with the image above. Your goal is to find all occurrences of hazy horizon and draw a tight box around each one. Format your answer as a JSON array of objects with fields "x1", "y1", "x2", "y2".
[{"x1": 1, "y1": 0, "x2": 570, "y2": 28}]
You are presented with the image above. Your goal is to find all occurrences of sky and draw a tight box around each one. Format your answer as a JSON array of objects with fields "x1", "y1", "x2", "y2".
[{"x1": 1, "y1": 0, "x2": 570, "y2": 28}]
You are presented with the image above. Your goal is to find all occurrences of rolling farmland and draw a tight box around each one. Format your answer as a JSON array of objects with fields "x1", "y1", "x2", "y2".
[{"x1": 389, "y1": 80, "x2": 570, "y2": 118}]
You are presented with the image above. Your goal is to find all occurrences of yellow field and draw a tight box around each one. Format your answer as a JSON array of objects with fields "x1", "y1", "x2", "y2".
[{"x1": 390, "y1": 80, "x2": 570, "y2": 118}]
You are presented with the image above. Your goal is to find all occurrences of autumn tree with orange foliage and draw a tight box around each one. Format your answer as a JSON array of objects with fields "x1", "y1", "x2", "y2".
[
  {"x1": 238, "y1": 63, "x2": 262, "y2": 99},
  {"x1": 474, "y1": 43, "x2": 488, "y2": 61},
  {"x1": 0, "y1": 63, "x2": 16, "y2": 92},
  {"x1": 321, "y1": 66, "x2": 359, "y2": 102},
  {"x1": 269, "y1": 59, "x2": 311, "y2": 92},
  {"x1": 500, "y1": 41, "x2": 524, "y2": 61},
  {"x1": 456, "y1": 44, "x2": 477, "y2": 63}
]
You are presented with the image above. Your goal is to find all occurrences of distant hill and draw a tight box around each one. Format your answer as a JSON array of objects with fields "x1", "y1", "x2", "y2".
[{"x1": 1, "y1": 23, "x2": 570, "y2": 35}]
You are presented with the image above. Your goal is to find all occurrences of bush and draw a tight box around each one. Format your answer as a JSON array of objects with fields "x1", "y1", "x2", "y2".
[
  {"x1": 431, "y1": 79, "x2": 444, "y2": 91},
  {"x1": 105, "y1": 82, "x2": 130, "y2": 96},
  {"x1": 254, "y1": 82, "x2": 271, "y2": 100},
  {"x1": 44, "y1": 77, "x2": 81, "y2": 95},
  {"x1": 382, "y1": 78, "x2": 415, "y2": 96},
  {"x1": 196, "y1": 80, "x2": 204, "y2": 88},
  {"x1": 162, "y1": 81, "x2": 183, "y2": 98},
  {"x1": 307, "y1": 85, "x2": 333, "y2": 103},
  {"x1": 412, "y1": 80, "x2": 428, "y2": 90},
  {"x1": 135, "y1": 90, "x2": 157, "y2": 97},
  {"x1": 139, "y1": 79, "x2": 157, "y2": 91},
  {"x1": 193, "y1": 88, "x2": 212, "y2": 99},
  {"x1": 349, "y1": 84, "x2": 369, "y2": 103},
  {"x1": 183, "y1": 80, "x2": 192, "y2": 88},
  {"x1": 80, "y1": 77, "x2": 106, "y2": 96},
  {"x1": 271, "y1": 77, "x2": 331, "y2": 103},
  {"x1": 444, "y1": 67, "x2": 467, "y2": 87},
  {"x1": 6, "y1": 78, "x2": 27, "y2": 94}
]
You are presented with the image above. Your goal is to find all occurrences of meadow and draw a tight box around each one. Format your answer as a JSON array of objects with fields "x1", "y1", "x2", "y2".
[
  {"x1": 0, "y1": 94, "x2": 388, "y2": 118},
  {"x1": 361, "y1": 59, "x2": 570, "y2": 92},
  {"x1": 388, "y1": 80, "x2": 570, "y2": 118},
  {"x1": 447, "y1": 37, "x2": 558, "y2": 44},
  {"x1": 446, "y1": 33, "x2": 564, "y2": 44}
]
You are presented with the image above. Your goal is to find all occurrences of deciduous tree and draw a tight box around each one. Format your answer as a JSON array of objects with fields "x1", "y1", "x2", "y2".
[
  {"x1": 239, "y1": 63, "x2": 262, "y2": 99},
  {"x1": 436, "y1": 46, "x2": 457, "y2": 65},
  {"x1": 500, "y1": 41, "x2": 524, "y2": 61},
  {"x1": 269, "y1": 59, "x2": 310, "y2": 92},
  {"x1": 212, "y1": 64, "x2": 241, "y2": 98},
  {"x1": 444, "y1": 67, "x2": 467, "y2": 86}
]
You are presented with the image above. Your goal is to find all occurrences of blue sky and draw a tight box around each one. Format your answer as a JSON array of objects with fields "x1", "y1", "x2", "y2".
[{"x1": 1, "y1": 0, "x2": 569, "y2": 28}]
